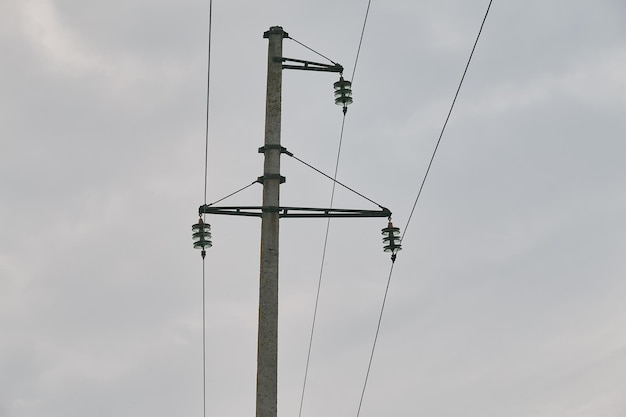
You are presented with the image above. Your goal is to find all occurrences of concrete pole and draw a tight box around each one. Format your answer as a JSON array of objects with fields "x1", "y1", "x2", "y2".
[{"x1": 257, "y1": 26, "x2": 285, "y2": 417}]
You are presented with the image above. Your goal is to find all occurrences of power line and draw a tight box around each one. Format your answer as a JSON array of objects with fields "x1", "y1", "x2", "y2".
[
  {"x1": 298, "y1": 1, "x2": 374, "y2": 414},
  {"x1": 203, "y1": 0, "x2": 213, "y2": 207},
  {"x1": 201, "y1": 2, "x2": 213, "y2": 417},
  {"x1": 356, "y1": 262, "x2": 395, "y2": 417},
  {"x1": 402, "y1": 0, "x2": 493, "y2": 243},
  {"x1": 355, "y1": 1, "x2": 494, "y2": 416},
  {"x1": 201, "y1": 257, "x2": 207, "y2": 417},
  {"x1": 298, "y1": 113, "x2": 348, "y2": 417},
  {"x1": 351, "y1": 0, "x2": 373, "y2": 82}
]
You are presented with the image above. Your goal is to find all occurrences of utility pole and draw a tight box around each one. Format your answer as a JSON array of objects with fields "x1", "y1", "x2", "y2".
[
  {"x1": 257, "y1": 25, "x2": 286, "y2": 417},
  {"x1": 194, "y1": 25, "x2": 401, "y2": 417}
]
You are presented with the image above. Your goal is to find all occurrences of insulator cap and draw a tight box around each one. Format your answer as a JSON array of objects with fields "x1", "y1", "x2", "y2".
[
  {"x1": 381, "y1": 221, "x2": 402, "y2": 255},
  {"x1": 192, "y1": 218, "x2": 212, "y2": 250},
  {"x1": 333, "y1": 76, "x2": 353, "y2": 107}
]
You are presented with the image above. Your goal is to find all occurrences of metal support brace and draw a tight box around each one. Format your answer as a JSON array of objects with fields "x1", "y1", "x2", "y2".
[
  {"x1": 199, "y1": 205, "x2": 391, "y2": 219},
  {"x1": 275, "y1": 57, "x2": 344, "y2": 73},
  {"x1": 258, "y1": 145, "x2": 293, "y2": 156},
  {"x1": 257, "y1": 174, "x2": 286, "y2": 184}
]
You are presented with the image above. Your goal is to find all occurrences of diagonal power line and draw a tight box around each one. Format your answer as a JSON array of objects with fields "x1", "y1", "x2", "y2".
[
  {"x1": 297, "y1": 2, "x2": 375, "y2": 414},
  {"x1": 201, "y1": 2, "x2": 213, "y2": 417},
  {"x1": 401, "y1": 0, "x2": 494, "y2": 242},
  {"x1": 356, "y1": 2, "x2": 495, "y2": 416}
]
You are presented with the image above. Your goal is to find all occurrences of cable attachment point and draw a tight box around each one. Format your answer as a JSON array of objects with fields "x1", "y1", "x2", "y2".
[
  {"x1": 192, "y1": 217, "x2": 212, "y2": 256},
  {"x1": 381, "y1": 220, "x2": 402, "y2": 262},
  {"x1": 257, "y1": 174, "x2": 286, "y2": 184},
  {"x1": 334, "y1": 76, "x2": 353, "y2": 112}
]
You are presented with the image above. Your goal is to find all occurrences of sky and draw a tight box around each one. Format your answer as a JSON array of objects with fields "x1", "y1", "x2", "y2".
[{"x1": 1, "y1": 0, "x2": 625, "y2": 416}]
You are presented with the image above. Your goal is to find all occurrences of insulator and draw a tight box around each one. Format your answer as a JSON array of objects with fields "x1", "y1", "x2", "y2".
[
  {"x1": 192, "y1": 217, "x2": 212, "y2": 250},
  {"x1": 381, "y1": 221, "x2": 402, "y2": 255},
  {"x1": 333, "y1": 76, "x2": 353, "y2": 107}
]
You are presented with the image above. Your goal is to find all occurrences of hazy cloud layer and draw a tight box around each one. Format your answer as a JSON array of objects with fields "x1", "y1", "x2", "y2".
[{"x1": 1, "y1": 1, "x2": 625, "y2": 416}]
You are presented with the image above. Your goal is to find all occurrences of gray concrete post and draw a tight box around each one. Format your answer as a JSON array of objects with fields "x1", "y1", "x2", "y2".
[{"x1": 257, "y1": 26, "x2": 285, "y2": 417}]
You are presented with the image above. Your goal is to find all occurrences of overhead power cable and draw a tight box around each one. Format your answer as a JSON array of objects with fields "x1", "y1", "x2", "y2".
[
  {"x1": 401, "y1": 0, "x2": 493, "y2": 242},
  {"x1": 356, "y1": 262, "x2": 395, "y2": 417},
  {"x1": 298, "y1": 114, "x2": 347, "y2": 417},
  {"x1": 201, "y1": 2, "x2": 213, "y2": 417},
  {"x1": 355, "y1": 2, "x2": 494, "y2": 416},
  {"x1": 298, "y1": 1, "x2": 374, "y2": 415},
  {"x1": 203, "y1": 1, "x2": 213, "y2": 207},
  {"x1": 351, "y1": 0, "x2": 372, "y2": 82}
]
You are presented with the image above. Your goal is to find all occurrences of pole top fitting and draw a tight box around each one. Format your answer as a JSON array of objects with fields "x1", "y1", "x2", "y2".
[{"x1": 264, "y1": 26, "x2": 289, "y2": 38}]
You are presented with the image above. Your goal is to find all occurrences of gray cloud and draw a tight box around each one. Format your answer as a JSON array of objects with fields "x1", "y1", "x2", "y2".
[{"x1": 2, "y1": 0, "x2": 625, "y2": 416}]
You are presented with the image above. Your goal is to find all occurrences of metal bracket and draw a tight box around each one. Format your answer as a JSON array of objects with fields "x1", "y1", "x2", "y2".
[
  {"x1": 258, "y1": 145, "x2": 293, "y2": 156},
  {"x1": 257, "y1": 175, "x2": 286, "y2": 184},
  {"x1": 263, "y1": 27, "x2": 289, "y2": 39},
  {"x1": 275, "y1": 57, "x2": 344, "y2": 73},
  {"x1": 199, "y1": 205, "x2": 391, "y2": 219}
]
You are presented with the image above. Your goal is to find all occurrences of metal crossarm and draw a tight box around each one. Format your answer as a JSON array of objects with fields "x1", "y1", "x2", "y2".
[
  {"x1": 199, "y1": 205, "x2": 391, "y2": 219},
  {"x1": 276, "y1": 57, "x2": 344, "y2": 73}
]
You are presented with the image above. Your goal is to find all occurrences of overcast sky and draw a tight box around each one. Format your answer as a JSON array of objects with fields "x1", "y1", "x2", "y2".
[{"x1": 1, "y1": 0, "x2": 625, "y2": 416}]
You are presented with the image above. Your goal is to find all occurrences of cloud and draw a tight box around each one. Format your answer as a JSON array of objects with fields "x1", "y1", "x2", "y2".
[
  {"x1": 2, "y1": 0, "x2": 626, "y2": 416},
  {"x1": 18, "y1": 0, "x2": 103, "y2": 75}
]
